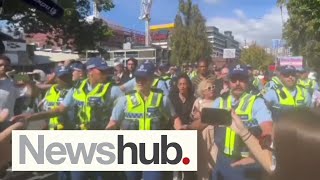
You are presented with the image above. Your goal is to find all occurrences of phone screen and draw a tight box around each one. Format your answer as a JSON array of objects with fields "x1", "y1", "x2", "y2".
[{"x1": 201, "y1": 108, "x2": 232, "y2": 126}]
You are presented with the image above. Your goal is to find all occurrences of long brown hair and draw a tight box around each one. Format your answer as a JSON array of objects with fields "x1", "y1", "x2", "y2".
[{"x1": 272, "y1": 108, "x2": 320, "y2": 180}]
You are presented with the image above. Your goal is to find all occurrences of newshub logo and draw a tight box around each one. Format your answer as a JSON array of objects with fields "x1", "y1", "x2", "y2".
[{"x1": 12, "y1": 131, "x2": 197, "y2": 171}]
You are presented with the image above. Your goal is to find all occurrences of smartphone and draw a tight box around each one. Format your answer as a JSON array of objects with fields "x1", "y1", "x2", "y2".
[{"x1": 201, "y1": 108, "x2": 232, "y2": 126}]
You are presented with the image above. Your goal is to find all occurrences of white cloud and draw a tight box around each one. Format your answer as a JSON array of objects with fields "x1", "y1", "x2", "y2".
[
  {"x1": 203, "y1": 0, "x2": 220, "y2": 4},
  {"x1": 206, "y1": 7, "x2": 289, "y2": 47}
]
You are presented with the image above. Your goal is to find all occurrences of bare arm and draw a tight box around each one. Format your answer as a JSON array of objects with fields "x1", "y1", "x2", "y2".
[
  {"x1": 0, "y1": 122, "x2": 26, "y2": 143},
  {"x1": 105, "y1": 120, "x2": 118, "y2": 130},
  {"x1": 240, "y1": 130, "x2": 273, "y2": 173},
  {"x1": 230, "y1": 110, "x2": 273, "y2": 173},
  {"x1": 11, "y1": 105, "x2": 68, "y2": 123}
]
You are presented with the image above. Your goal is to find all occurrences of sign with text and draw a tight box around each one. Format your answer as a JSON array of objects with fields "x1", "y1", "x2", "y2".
[
  {"x1": 22, "y1": 0, "x2": 64, "y2": 18},
  {"x1": 12, "y1": 130, "x2": 197, "y2": 171},
  {"x1": 223, "y1": 49, "x2": 236, "y2": 59},
  {"x1": 278, "y1": 56, "x2": 303, "y2": 69}
]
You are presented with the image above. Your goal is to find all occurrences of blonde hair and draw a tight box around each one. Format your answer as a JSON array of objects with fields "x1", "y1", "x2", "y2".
[{"x1": 197, "y1": 79, "x2": 215, "y2": 98}]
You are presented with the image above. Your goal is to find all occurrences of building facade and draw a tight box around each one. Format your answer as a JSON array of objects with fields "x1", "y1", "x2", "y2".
[
  {"x1": 224, "y1": 31, "x2": 241, "y2": 58},
  {"x1": 206, "y1": 26, "x2": 240, "y2": 58}
]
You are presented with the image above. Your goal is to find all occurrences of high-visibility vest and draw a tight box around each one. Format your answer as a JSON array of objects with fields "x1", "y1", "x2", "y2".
[
  {"x1": 188, "y1": 71, "x2": 197, "y2": 79},
  {"x1": 271, "y1": 76, "x2": 283, "y2": 89},
  {"x1": 274, "y1": 86, "x2": 306, "y2": 108},
  {"x1": 122, "y1": 89, "x2": 163, "y2": 130},
  {"x1": 152, "y1": 78, "x2": 160, "y2": 87},
  {"x1": 219, "y1": 93, "x2": 258, "y2": 157},
  {"x1": 44, "y1": 84, "x2": 69, "y2": 130},
  {"x1": 297, "y1": 79, "x2": 316, "y2": 94},
  {"x1": 73, "y1": 79, "x2": 112, "y2": 130},
  {"x1": 252, "y1": 77, "x2": 260, "y2": 88},
  {"x1": 262, "y1": 76, "x2": 283, "y2": 95},
  {"x1": 161, "y1": 75, "x2": 171, "y2": 82}
]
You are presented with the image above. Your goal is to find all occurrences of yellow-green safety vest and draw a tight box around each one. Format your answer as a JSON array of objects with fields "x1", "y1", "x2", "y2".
[
  {"x1": 188, "y1": 71, "x2": 197, "y2": 79},
  {"x1": 271, "y1": 76, "x2": 283, "y2": 88},
  {"x1": 44, "y1": 84, "x2": 69, "y2": 130},
  {"x1": 219, "y1": 93, "x2": 257, "y2": 157},
  {"x1": 275, "y1": 86, "x2": 306, "y2": 108},
  {"x1": 161, "y1": 75, "x2": 171, "y2": 81},
  {"x1": 152, "y1": 78, "x2": 160, "y2": 87},
  {"x1": 297, "y1": 79, "x2": 316, "y2": 92},
  {"x1": 122, "y1": 90, "x2": 163, "y2": 130},
  {"x1": 252, "y1": 77, "x2": 260, "y2": 88},
  {"x1": 73, "y1": 79, "x2": 112, "y2": 130}
]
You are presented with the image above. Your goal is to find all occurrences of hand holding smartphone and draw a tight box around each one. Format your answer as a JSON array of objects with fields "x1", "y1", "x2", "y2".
[{"x1": 201, "y1": 108, "x2": 232, "y2": 126}]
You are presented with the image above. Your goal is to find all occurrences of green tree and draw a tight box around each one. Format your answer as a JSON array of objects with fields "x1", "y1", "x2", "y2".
[
  {"x1": 281, "y1": 0, "x2": 320, "y2": 70},
  {"x1": 170, "y1": 0, "x2": 212, "y2": 65},
  {"x1": 1, "y1": 0, "x2": 114, "y2": 52},
  {"x1": 240, "y1": 44, "x2": 274, "y2": 70}
]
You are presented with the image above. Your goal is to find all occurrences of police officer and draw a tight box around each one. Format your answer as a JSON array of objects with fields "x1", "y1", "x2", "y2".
[
  {"x1": 211, "y1": 64, "x2": 273, "y2": 180},
  {"x1": 11, "y1": 58, "x2": 124, "y2": 180},
  {"x1": 120, "y1": 64, "x2": 170, "y2": 95},
  {"x1": 262, "y1": 69, "x2": 283, "y2": 93},
  {"x1": 42, "y1": 66, "x2": 74, "y2": 180},
  {"x1": 247, "y1": 66, "x2": 263, "y2": 95},
  {"x1": 42, "y1": 66, "x2": 74, "y2": 131},
  {"x1": 154, "y1": 63, "x2": 171, "y2": 90},
  {"x1": 106, "y1": 62, "x2": 186, "y2": 180},
  {"x1": 297, "y1": 67, "x2": 319, "y2": 95},
  {"x1": 263, "y1": 65, "x2": 312, "y2": 120},
  {"x1": 69, "y1": 61, "x2": 86, "y2": 88}
]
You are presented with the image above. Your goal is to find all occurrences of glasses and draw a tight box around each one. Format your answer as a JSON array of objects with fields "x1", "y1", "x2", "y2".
[
  {"x1": 230, "y1": 76, "x2": 248, "y2": 83},
  {"x1": 282, "y1": 72, "x2": 296, "y2": 78},
  {"x1": 204, "y1": 85, "x2": 215, "y2": 91}
]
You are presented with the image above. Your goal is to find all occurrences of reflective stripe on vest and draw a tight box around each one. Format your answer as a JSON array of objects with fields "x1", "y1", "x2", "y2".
[
  {"x1": 123, "y1": 91, "x2": 163, "y2": 130},
  {"x1": 272, "y1": 76, "x2": 283, "y2": 88},
  {"x1": 152, "y1": 78, "x2": 161, "y2": 88},
  {"x1": 253, "y1": 77, "x2": 260, "y2": 88},
  {"x1": 73, "y1": 79, "x2": 111, "y2": 129},
  {"x1": 161, "y1": 75, "x2": 171, "y2": 81},
  {"x1": 219, "y1": 94, "x2": 257, "y2": 157},
  {"x1": 44, "y1": 84, "x2": 68, "y2": 130},
  {"x1": 275, "y1": 86, "x2": 305, "y2": 107}
]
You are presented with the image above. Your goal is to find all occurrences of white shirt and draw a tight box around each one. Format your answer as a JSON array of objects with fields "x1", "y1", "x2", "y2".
[{"x1": 0, "y1": 79, "x2": 23, "y2": 118}]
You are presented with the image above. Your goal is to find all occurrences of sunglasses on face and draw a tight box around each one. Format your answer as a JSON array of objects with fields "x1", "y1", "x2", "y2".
[
  {"x1": 282, "y1": 72, "x2": 296, "y2": 78},
  {"x1": 204, "y1": 85, "x2": 215, "y2": 91},
  {"x1": 230, "y1": 76, "x2": 248, "y2": 83}
]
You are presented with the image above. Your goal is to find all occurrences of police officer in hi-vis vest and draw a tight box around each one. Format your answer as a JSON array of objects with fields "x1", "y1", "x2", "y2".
[
  {"x1": 262, "y1": 67, "x2": 284, "y2": 94},
  {"x1": 297, "y1": 67, "x2": 319, "y2": 95},
  {"x1": 263, "y1": 65, "x2": 312, "y2": 120},
  {"x1": 42, "y1": 66, "x2": 74, "y2": 131},
  {"x1": 120, "y1": 62, "x2": 170, "y2": 96},
  {"x1": 211, "y1": 64, "x2": 273, "y2": 180},
  {"x1": 154, "y1": 63, "x2": 172, "y2": 90},
  {"x1": 106, "y1": 62, "x2": 186, "y2": 180},
  {"x1": 11, "y1": 58, "x2": 124, "y2": 180}
]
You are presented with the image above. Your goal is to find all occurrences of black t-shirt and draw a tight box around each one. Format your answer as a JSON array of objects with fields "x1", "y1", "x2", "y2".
[{"x1": 169, "y1": 92, "x2": 196, "y2": 125}]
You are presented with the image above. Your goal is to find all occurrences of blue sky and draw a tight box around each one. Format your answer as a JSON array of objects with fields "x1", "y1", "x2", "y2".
[{"x1": 102, "y1": 0, "x2": 286, "y2": 47}]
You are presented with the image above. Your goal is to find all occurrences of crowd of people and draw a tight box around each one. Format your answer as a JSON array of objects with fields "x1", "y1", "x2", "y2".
[{"x1": 0, "y1": 53, "x2": 320, "y2": 180}]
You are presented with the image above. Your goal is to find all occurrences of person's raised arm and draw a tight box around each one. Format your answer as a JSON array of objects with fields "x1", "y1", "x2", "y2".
[{"x1": 230, "y1": 110, "x2": 273, "y2": 173}]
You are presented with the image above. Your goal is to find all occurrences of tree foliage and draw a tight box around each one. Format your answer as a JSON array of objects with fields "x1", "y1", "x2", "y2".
[
  {"x1": 170, "y1": 0, "x2": 212, "y2": 65},
  {"x1": 1, "y1": 0, "x2": 114, "y2": 52},
  {"x1": 281, "y1": 0, "x2": 320, "y2": 70},
  {"x1": 240, "y1": 44, "x2": 274, "y2": 70}
]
